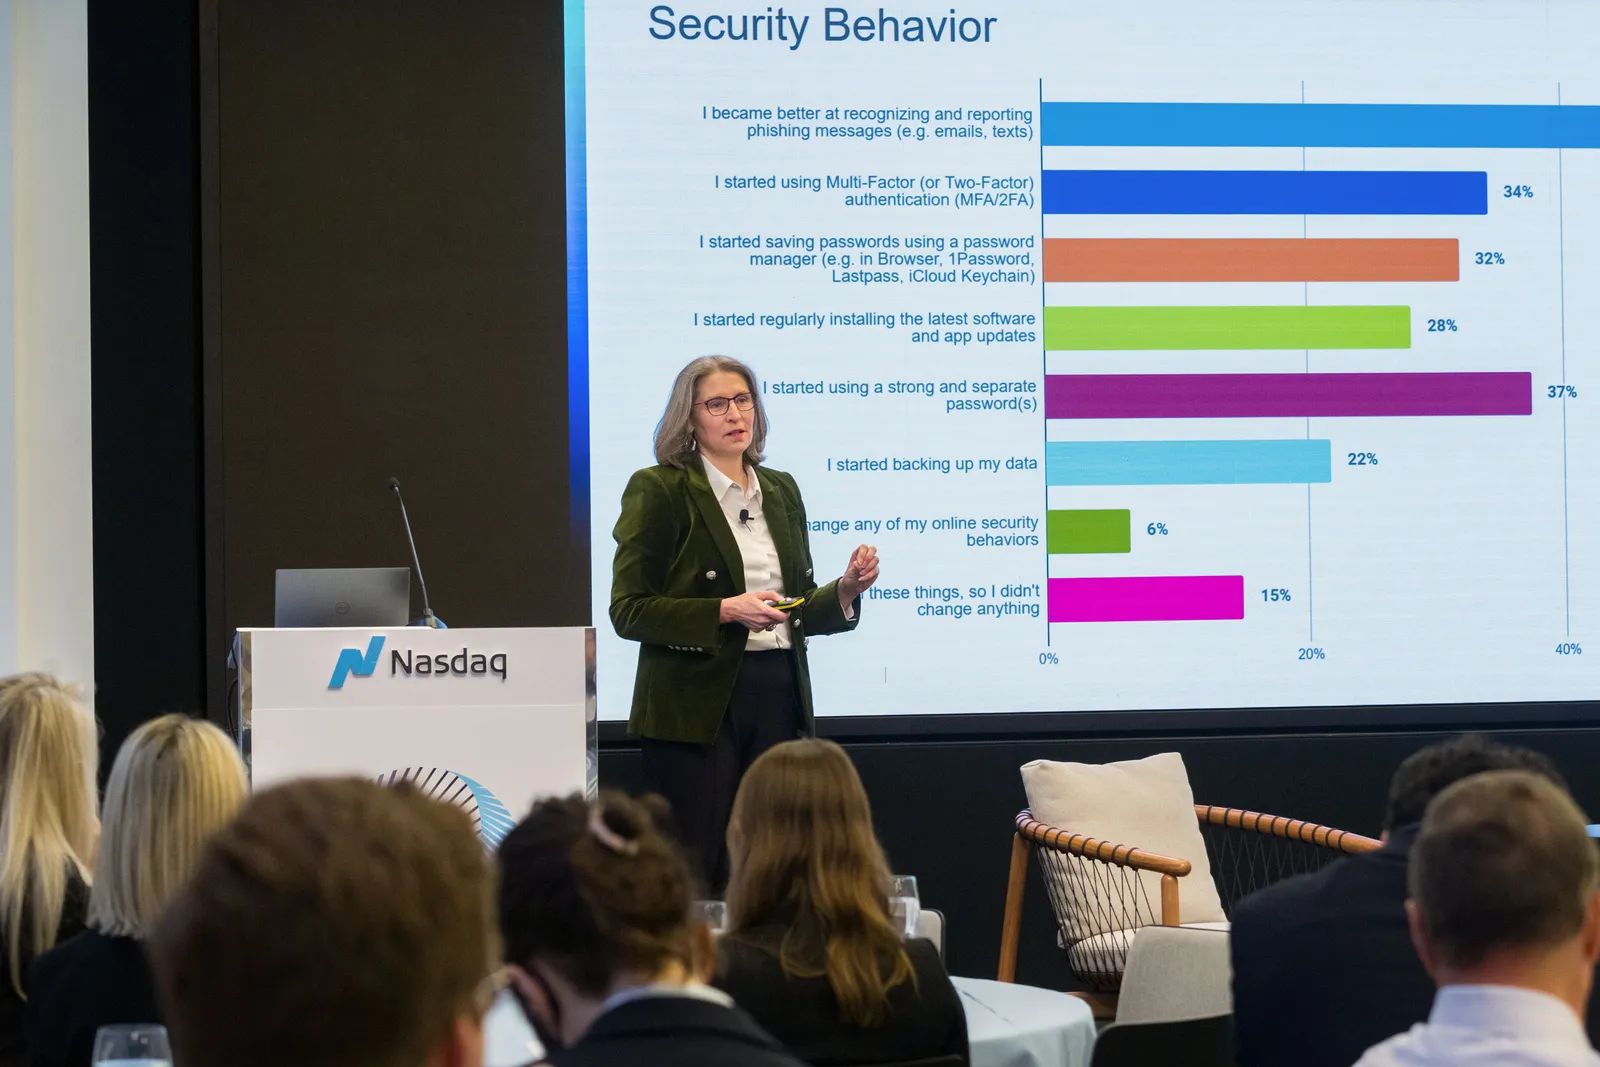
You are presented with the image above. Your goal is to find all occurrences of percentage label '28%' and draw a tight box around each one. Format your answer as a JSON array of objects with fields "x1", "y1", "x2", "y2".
[{"x1": 1427, "y1": 318, "x2": 1458, "y2": 332}]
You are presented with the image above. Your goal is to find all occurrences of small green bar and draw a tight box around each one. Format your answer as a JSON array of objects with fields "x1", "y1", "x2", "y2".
[
  {"x1": 1047, "y1": 509, "x2": 1131, "y2": 554},
  {"x1": 1044, "y1": 305, "x2": 1411, "y2": 350}
]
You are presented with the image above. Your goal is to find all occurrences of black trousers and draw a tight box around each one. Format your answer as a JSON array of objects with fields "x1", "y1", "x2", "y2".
[{"x1": 640, "y1": 649, "x2": 803, "y2": 893}]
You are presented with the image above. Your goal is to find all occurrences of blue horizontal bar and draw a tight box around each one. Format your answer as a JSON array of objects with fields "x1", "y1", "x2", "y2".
[
  {"x1": 1043, "y1": 170, "x2": 1487, "y2": 215},
  {"x1": 1046, "y1": 440, "x2": 1333, "y2": 486},
  {"x1": 1042, "y1": 102, "x2": 1600, "y2": 149}
]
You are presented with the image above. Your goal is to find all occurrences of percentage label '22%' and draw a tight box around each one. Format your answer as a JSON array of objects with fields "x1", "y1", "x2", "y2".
[{"x1": 1347, "y1": 452, "x2": 1378, "y2": 466}]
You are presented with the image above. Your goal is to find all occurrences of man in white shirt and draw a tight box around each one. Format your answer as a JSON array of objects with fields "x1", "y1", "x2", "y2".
[{"x1": 1356, "y1": 770, "x2": 1600, "y2": 1067}]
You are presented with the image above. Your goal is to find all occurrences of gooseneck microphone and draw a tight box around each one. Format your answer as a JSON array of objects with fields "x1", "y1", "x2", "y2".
[{"x1": 387, "y1": 477, "x2": 445, "y2": 628}]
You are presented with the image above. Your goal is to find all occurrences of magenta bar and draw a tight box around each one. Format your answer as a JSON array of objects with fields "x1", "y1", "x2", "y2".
[
  {"x1": 1049, "y1": 576, "x2": 1245, "y2": 623},
  {"x1": 1045, "y1": 372, "x2": 1532, "y2": 419}
]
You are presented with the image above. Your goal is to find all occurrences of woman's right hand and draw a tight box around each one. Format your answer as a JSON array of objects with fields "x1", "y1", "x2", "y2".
[{"x1": 720, "y1": 591, "x2": 790, "y2": 631}]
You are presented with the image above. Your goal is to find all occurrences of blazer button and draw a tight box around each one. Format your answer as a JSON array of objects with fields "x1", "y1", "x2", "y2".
[{"x1": 706, "y1": 569, "x2": 717, "y2": 580}]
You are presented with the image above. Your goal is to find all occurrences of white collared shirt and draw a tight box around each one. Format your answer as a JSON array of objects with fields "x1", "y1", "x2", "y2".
[
  {"x1": 701, "y1": 456, "x2": 790, "y2": 650},
  {"x1": 1355, "y1": 984, "x2": 1600, "y2": 1067}
]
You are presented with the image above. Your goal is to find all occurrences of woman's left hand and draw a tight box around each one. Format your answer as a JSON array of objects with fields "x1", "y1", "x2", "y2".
[{"x1": 837, "y1": 544, "x2": 880, "y2": 607}]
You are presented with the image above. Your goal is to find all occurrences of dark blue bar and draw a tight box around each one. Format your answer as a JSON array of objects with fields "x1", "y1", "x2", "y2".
[
  {"x1": 1042, "y1": 102, "x2": 1600, "y2": 149},
  {"x1": 1042, "y1": 170, "x2": 1488, "y2": 215}
]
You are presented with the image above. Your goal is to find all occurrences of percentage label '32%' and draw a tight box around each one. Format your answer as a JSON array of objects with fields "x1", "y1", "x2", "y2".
[{"x1": 1473, "y1": 251, "x2": 1505, "y2": 265}]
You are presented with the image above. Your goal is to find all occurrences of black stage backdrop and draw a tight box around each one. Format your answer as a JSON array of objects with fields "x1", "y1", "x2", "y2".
[{"x1": 80, "y1": 0, "x2": 1600, "y2": 983}]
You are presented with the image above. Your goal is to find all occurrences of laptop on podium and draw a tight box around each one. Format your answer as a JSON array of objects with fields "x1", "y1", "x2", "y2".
[{"x1": 274, "y1": 567, "x2": 411, "y2": 627}]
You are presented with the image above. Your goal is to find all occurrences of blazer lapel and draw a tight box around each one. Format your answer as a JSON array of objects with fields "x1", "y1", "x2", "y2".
[
  {"x1": 685, "y1": 460, "x2": 745, "y2": 593},
  {"x1": 755, "y1": 467, "x2": 799, "y2": 593}
]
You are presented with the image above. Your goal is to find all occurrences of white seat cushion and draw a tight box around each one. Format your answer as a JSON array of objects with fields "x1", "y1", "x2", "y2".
[{"x1": 1021, "y1": 752, "x2": 1226, "y2": 941}]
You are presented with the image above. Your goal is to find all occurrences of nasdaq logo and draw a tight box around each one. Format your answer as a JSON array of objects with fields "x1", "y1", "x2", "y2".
[{"x1": 328, "y1": 636, "x2": 386, "y2": 689}]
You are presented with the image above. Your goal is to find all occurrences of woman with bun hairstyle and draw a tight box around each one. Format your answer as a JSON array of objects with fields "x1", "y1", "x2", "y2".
[{"x1": 497, "y1": 790, "x2": 807, "y2": 1067}]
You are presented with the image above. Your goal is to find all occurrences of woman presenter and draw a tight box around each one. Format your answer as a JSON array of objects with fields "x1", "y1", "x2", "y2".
[{"x1": 611, "y1": 355, "x2": 879, "y2": 887}]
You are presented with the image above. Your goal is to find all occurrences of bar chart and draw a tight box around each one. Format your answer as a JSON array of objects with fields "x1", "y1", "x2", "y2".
[
  {"x1": 585, "y1": 0, "x2": 1600, "y2": 718},
  {"x1": 1043, "y1": 99, "x2": 1596, "y2": 633}
]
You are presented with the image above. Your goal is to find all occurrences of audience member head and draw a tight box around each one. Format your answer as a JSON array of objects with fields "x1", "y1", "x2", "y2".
[
  {"x1": 725, "y1": 738, "x2": 913, "y2": 1027},
  {"x1": 148, "y1": 777, "x2": 496, "y2": 1067},
  {"x1": 1407, "y1": 770, "x2": 1600, "y2": 1015},
  {"x1": 0, "y1": 672, "x2": 98, "y2": 996},
  {"x1": 497, "y1": 790, "x2": 704, "y2": 1049},
  {"x1": 88, "y1": 713, "x2": 246, "y2": 939},
  {"x1": 1385, "y1": 733, "x2": 1565, "y2": 832}
]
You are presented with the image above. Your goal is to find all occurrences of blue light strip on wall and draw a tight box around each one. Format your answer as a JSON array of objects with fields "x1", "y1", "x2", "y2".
[{"x1": 563, "y1": 0, "x2": 590, "y2": 550}]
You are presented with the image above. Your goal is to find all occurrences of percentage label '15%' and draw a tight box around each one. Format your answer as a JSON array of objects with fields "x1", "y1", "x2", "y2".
[{"x1": 1262, "y1": 588, "x2": 1292, "y2": 602}]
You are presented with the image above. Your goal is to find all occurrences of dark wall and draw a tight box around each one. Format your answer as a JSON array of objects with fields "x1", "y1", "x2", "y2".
[
  {"x1": 88, "y1": 0, "x2": 207, "y2": 759},
  {"x1": 206, "y1": 0, "x2": 582, "y2": 714}
]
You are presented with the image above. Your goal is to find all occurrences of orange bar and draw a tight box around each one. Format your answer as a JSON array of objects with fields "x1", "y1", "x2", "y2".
[{"x1": 1044, "y1": 238, "x2": 1459, "y2": 283}]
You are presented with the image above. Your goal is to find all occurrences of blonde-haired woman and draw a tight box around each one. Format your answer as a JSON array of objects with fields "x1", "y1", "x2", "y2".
[
  {"x1": 26, "y1": 714, "x2": 246, "y2": 1067},
  {"x1": 611, "y1": 355, "x2": 880, "y2": 889},
  {"x1": 0, "y1": 674, "x2": 98, "y2": 1067},
  {"x1": 715, "y1": 739, "x2": 966, "y2": 1066}
]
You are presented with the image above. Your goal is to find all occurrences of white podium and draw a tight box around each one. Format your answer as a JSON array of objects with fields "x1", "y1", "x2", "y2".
[{"x1": 233, "y1": 626, "x2": 596, "y2": 846}]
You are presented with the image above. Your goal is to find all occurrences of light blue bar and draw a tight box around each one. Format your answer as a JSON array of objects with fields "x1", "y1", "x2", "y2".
[
  {"x1": 1042, "y1": 102, "x2": 1600, "y2": 149},
  {"x1": 1046, "y1": 440, "x2": 1333, "y2": 486}
]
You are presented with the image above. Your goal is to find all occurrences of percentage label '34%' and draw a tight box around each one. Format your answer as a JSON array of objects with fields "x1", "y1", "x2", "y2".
[{"x1": 1504, "y1": 184, "x2": 1534, "y2": 198}]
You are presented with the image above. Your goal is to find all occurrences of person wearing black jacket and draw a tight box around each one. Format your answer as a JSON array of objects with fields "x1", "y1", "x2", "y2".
[
  {"x1": 1231, "y1": 734, "x2": 1597, "y2": 1067},
  {"x1": 25, "y1": 714, "x2": 247, "y2": 1067},
  {"x1": 498, "y1": 791, "x2": 806, "y2": 1067},
  {"x1": 714, "y1": 739, "x2": 968, "y2": 1067},
  {"x1": 717, "y1": 931, "x2": 963, "y2": 1067}
]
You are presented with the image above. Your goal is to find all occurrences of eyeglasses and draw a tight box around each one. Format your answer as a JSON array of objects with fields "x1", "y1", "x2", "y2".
[{"x1": 700, "y1": 392, "x2": 754, "y2": 416}]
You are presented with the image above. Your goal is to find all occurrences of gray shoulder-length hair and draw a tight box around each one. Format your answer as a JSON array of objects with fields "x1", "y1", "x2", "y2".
[{"x1": 653, "y1": 355, "x2": 770, "y2": 468}]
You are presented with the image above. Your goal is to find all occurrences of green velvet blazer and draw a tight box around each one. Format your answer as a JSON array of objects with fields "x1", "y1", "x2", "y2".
[{"x1": 610, "y1": 461, "x2": 860, "y2": 745}]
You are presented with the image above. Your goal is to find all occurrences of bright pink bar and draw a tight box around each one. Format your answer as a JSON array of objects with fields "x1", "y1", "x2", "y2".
[{"x1": 1049, "y1": 575, "x2": 1245, "y2": 622}]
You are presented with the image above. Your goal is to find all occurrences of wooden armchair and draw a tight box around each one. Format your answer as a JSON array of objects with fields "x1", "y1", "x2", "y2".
[{"x1": 998, "y1": 805, "x2": 1380, "y2": 990}]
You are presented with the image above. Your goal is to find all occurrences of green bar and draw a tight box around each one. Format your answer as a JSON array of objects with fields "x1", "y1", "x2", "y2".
[
  {"x1": 1047, "y1": 509, "x2": 1131, "y2": 554},
  {"x1": 1044, "y1": 305, "x2": 1410, "y2": 350}
]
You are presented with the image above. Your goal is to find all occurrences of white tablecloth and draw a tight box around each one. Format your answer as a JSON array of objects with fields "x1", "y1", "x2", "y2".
[{"x1": 955, "y1": 976, "x2": 1098, "y2": 1067}]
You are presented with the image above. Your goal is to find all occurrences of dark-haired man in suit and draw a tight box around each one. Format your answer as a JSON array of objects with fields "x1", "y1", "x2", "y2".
[{"x1": 1231, "y1": 734, "x2": 1596, "y2": 1067}]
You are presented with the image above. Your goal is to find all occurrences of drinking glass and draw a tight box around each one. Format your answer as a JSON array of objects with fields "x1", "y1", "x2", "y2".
[
  {"x1": 92, "y1": 1025, "x2": 171, "y2": 1067},
  {"x1": 693, "y1": 898, "x2": 728, "y2": 935},
  {"x1": 889, "y1": 874, "x2": 921, "y2": 940}
]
